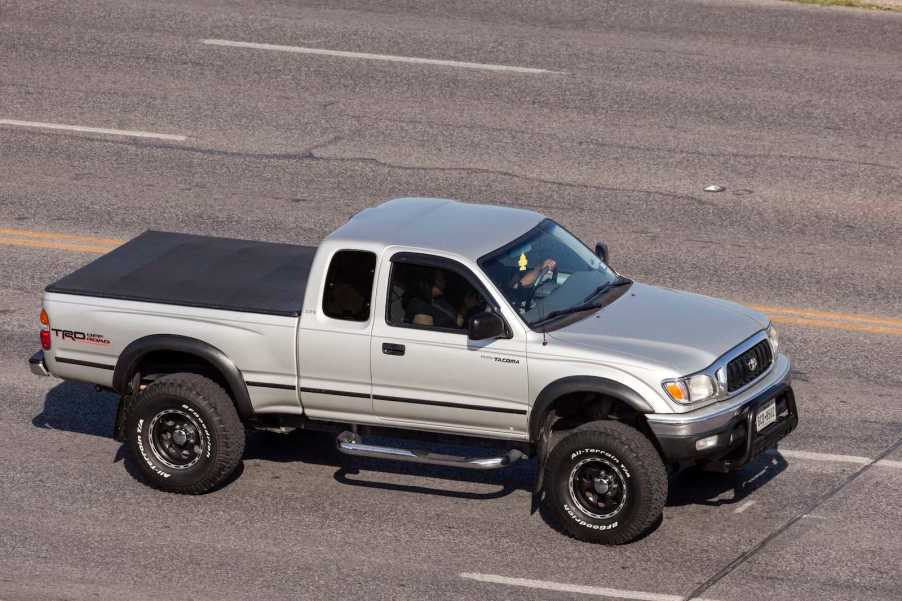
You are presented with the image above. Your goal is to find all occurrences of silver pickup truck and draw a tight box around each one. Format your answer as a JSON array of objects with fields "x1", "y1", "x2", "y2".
[{"x1": 29, "y1": 197, "x2": 797, "y2": 544}]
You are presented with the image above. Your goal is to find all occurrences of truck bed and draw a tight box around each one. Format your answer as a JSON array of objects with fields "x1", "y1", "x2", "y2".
[{"x1": 46, "y1": 230, "x2": 317, "y2": 316}]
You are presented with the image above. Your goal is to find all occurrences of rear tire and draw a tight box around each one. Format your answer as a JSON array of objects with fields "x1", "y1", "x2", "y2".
[
  {"x1": 125, "y1": 373, "x2": 245, "y2": 494},
  {"x1": 543, "y1": 421, "x2": 667, "y2": 544}
]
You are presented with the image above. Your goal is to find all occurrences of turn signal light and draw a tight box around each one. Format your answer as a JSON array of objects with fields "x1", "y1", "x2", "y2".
[
  {"x1": 663, "y1": 381, "x2": 687, "y2": 402},
  {"x1": 663, "y1": 374, "x2": 718, "y2": 404},
  {"x1": 39, "y1": 308, "x2": 50, "y2": 349}
]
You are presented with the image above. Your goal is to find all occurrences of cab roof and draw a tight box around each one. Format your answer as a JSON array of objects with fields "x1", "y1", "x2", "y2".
[{"x1": 327, "y1": 197, "x2": 545, "y2": 261}]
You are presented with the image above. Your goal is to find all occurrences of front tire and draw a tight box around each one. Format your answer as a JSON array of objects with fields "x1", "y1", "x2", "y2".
[
  {"x1": 125, "y1": 373, "x2": 245, "y2": 494},
  {"x1": 544, "y1": 421, "x2": 667, "y2": 544}
]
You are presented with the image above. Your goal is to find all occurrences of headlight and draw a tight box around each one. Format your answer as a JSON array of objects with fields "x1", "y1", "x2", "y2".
[
  {"x1": 767, "y1": 323, "x2": 779, "y2": 354},
  {"x1": 662, "y1": 374, "x2": 717, "y2": 404}
]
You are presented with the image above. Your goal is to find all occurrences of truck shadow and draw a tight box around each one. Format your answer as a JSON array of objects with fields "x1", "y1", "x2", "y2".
[
  {"x1": 666, "y1": 452, "x2": 789, "y2": 507},
  {"x1": 32, "y1": 381, "x2": 118, "y2": 438},
  {"x1": 245, "y1": 429, "x2": 533, "y2": 501},
  {"x1": 245, "y1": 429, "x2": 789, "y2": 509},
  {"x1": 32, "y1": 382, "x2": 789, "y2": 512}
]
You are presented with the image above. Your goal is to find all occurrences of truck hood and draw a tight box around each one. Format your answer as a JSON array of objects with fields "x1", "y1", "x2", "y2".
[{"x1": 547, "y1": 283, "x2": 768, "y2": 376}]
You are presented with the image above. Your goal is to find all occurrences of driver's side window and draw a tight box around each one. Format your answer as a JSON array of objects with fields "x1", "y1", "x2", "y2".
[{"x1": 387, "y1": 262, "x2": 488, "y2": 333}]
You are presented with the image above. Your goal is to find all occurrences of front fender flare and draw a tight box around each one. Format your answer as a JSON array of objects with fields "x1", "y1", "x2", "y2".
[{"x1": 528, "y1": 375, "x2": 653, "y2": 442}]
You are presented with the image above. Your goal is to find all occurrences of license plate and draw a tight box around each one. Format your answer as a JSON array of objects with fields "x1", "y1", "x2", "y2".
[{"x1": 756, "y1": 400, "x2": 777, "y2": 432}]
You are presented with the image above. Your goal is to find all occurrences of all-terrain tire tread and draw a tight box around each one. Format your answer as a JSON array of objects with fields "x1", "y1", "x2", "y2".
[
  {"x1": 128, "y1": 373, "x2": 245, "y2": 494},
  {"x1": 545, "y1": 420, "x2": 667, "y2": 544}
]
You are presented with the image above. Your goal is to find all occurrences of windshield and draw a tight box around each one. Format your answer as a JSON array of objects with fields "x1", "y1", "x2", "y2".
[{"x1": 479, "y1": 220, "x2": 620, "y2": 327}]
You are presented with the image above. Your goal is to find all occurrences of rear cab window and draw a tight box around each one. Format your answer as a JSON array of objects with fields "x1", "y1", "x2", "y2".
[{"x1": 322, "y1": 250, "x2": 377, "y2": 322}]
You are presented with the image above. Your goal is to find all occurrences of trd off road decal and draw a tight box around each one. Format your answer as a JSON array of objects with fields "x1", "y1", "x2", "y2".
[{"x1": 51, "y1": 328, "x2": 110, "y2": 346}]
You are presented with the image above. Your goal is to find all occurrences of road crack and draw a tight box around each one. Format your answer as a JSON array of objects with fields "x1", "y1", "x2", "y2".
[
  {"x1": 685, "y1": 435, "x2": 902, "y2": 600},
  {"x1": 328, "y1": 112, "x2": 901, "y2": 172},
  {"x1": 308, "y1": 151, "x2": 716, "y2": 206},
  {"x1": 6, "y1": 130, "x2": 718, "y2": 206}
]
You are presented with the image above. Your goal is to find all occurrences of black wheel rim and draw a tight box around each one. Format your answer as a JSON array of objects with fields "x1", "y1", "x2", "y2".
[
  {"x1": 568, "y1": 457, "x2": 628, "y2": 520},
  {"x1": 148, "y1": 408, "x2": 206, "y2": 470}
]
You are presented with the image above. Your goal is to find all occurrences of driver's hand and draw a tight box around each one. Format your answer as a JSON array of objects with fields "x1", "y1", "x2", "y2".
[{"x1": 542, "y1": 258, "x2": 557, "y2": 270}]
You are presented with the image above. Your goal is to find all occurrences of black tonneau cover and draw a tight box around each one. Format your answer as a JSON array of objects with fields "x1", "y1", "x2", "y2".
[{"x1": 46, "y1": 231, "x2": 316, "y2": 317}]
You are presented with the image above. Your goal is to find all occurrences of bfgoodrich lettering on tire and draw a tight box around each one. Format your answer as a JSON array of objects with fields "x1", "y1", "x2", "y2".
[
  {"x1": 125, "y1": 373, "x2": 245, "y2": 494},
  {"x1": 544, "y1": 421, "x2": 667, "y2": 544}
]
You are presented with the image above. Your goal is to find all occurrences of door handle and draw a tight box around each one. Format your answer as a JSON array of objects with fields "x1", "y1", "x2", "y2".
[{"x1": 382, "y1": 343, "x2": 405, "y2": 356}]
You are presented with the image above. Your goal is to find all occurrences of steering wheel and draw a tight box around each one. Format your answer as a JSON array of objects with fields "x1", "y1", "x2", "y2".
[{"x1": 523, "y1": 265, "x2": 558, "y2": 311}]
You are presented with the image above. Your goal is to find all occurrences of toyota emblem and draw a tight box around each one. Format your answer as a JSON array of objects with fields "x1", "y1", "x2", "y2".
[{"x1": 747, "y1": 356, "x2": 758, "y2": 371}]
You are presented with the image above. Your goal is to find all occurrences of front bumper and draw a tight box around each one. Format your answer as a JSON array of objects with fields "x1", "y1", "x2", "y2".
[
  {"x1": 29, "y1": 350, "x2": 50, "y2": 377},
  {"x1": 647, "y1": 359, "x2": 798, "y2": 470}
]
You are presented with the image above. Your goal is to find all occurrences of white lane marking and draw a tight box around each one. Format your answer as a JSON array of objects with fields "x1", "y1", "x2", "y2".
[
  {"x1": 459, "y1": 573, "x2": 721, "y2": 601},
  {"x1": 201, "y1": 39, "x2": 563, "y2": 74},
  {"x1": 0, "y1": 119, "x2": 187, "y2": 141},
  {"x1": 733, "y1": 500, "x2": 755, "y2": 514},
  {"x1": 771, "y1": 449, "x2": 870, "y2": 464},
  {"x1": 770, "y1": 449, "x2": 902, "y2": 470}
]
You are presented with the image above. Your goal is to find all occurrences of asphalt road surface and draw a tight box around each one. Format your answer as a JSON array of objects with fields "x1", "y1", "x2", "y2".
[{"x1": 2, "y1": 1, "x2": 901, "y2": 600}]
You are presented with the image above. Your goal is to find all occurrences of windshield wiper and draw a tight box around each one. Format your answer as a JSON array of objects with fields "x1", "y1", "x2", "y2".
[
  {"x1": 532, "y1": 276, "x2": 633, "y2": 327},
  {"x1": 536, "y1": 301, "x2": 606, "y2": 324},
  {"x1": 582, "y1": 276, "x2": 633, "y2": 303}
]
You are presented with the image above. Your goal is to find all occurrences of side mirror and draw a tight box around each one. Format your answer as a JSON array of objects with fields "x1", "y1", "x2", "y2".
[
  {"x1": 595, "y1": 242, "x2": 609, "y2": 264},
  {"x1": 468, "y1": 311, "x2": 506, "y2": 341}
]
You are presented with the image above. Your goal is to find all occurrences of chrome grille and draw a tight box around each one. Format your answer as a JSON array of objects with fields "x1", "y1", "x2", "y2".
[{"x1": 726, "y1": 340, "x2": 773, "y2": 392}]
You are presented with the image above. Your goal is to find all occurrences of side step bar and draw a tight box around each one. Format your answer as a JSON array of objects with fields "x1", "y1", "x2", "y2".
[{"x1": 336, "y1": 431, "x2": 528, "y2": 471}]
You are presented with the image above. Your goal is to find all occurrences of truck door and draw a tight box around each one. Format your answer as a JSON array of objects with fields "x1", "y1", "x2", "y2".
[
  {"x1": 297, "y1": 249, "x2": 377, "y2": 423},
  {"x1": 370, "y1": 252, "x2": 529, "y2": 437}
]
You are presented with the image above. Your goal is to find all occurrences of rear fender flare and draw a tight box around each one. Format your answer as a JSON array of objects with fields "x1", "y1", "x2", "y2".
[{"x1": 112, "y1": 334, "x2": 254, "y2": 420}]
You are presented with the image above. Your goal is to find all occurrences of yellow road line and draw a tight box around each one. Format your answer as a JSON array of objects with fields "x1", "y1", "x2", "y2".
[
  {"x1": 1, "y1": 226, "x2": 899, "y2": 336},
  {"x1": 749, "y1": 304, "x2": 902, "y2": 327},
  {"x1": 0, "y1": 227, "x2": 124, "y2": 246},
  {"x1": 768, "y1": 314, "x2": 902, "y2": 337},
  {"x1": 0, "y1": 236, "x2": 120, "y2": 254}
]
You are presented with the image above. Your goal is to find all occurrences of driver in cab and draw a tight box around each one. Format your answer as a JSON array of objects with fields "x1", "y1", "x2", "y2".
[
  {"x1": 479, "y1": 249, "x2": 559, "y2": 310},
  {"x1": 409, "y1": 269, "x2": 461, "y2": 329},
  {"x1": 494, "y1": 254, "x2": 558, "y2": 314},
  {"x1": 513, "y1": 257, "x2": 557, "y2": 290}
]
